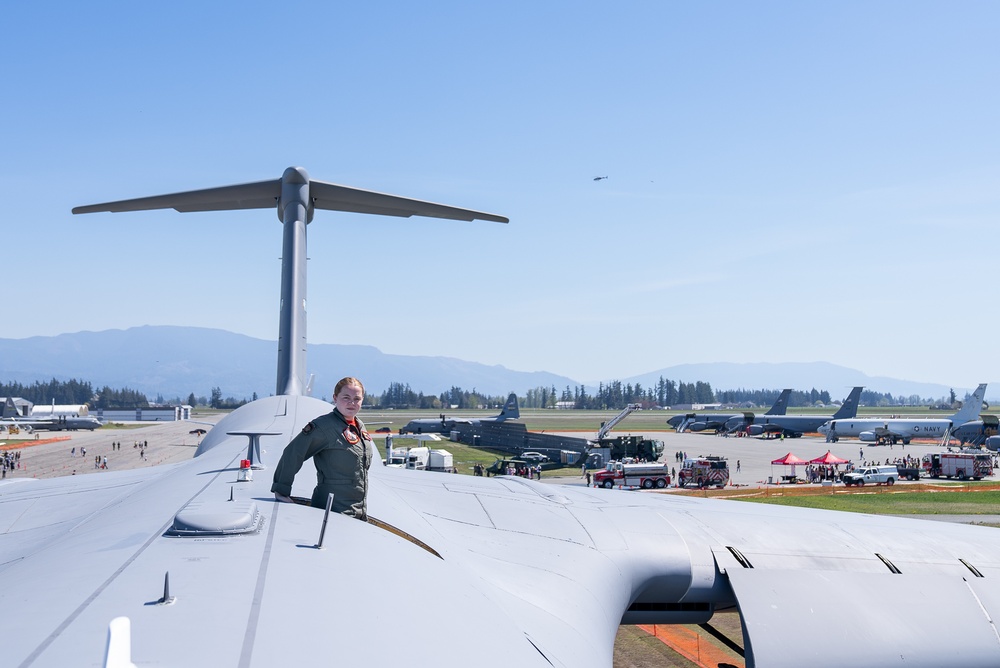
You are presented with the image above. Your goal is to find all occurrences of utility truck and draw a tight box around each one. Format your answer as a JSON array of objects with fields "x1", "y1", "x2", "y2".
[
  {"x1": 398, "y1": 446, "x2": 455, "y2": 473},
  {"x1": 843, "y1": 465, "x2": 899, "y2": 487},
  {"x1": 594, "y1": 461, "x2": 671, "y2": 489},
  {"x1": 592, "y1": 404, "x2": 664, "y2": 462}
]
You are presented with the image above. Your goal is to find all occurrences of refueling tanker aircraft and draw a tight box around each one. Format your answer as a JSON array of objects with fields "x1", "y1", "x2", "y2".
[
  {"x1": 5, "y1": 168, "x2": 1000, "y2": 667},
  {"x1": 723, "y1": 386, "x2": 864, "y2": 438},
  {"x1": 667, "y1": 388, "x2": 791, "y2": 433}
]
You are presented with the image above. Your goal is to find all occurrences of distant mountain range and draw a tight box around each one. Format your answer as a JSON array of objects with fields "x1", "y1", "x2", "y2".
[
  {"x1": 0, "y1": 326, "x2": 574, "y2": 400},
  {"x1": 0, "y1": 327, "x2": 994, "y2": 403}
]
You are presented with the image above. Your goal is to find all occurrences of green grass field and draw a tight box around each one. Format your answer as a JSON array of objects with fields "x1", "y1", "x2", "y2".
[{"x1": 737, "y1": 490, "x2": 1000, "y2": 515}]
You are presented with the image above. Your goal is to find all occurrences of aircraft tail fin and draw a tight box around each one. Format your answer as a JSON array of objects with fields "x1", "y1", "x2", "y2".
[
  {"x1": 3, "y1": 398, "x2": 17, "y2": 419},
  {"x1": 765, "y1": 389, "x2": 792, "y2": 415},
  {"x1": 951, "y1": 384, "x2": 988, "y2": 424},
  {"x1": 831, "y1": 386, "x2": 864, "y2": 420},
  {"x1": 496, "y1": 393, "x2": 520, "y2": 421}
]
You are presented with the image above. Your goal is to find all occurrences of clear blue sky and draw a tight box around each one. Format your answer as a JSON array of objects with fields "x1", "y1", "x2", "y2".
[{"x1": 3, "y1": 2, "x2": 997, "y2": 391}]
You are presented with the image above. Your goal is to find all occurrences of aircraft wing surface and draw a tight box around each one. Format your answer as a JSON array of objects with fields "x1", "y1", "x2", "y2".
[{"x1": 6, "y1": 395, "x2": 1000, "y2": 667}]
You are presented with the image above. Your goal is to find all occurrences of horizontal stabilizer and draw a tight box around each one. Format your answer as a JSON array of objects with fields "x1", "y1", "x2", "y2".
[
  {"x1": 73, "y1": 174, "x2": 508, "y2": 224},
  {"x1": 72, "y1": 179, "x2": 281, "y2": 214},
  {"x1": 310, "y1": 180, "x2": 508, "y2": 223}
]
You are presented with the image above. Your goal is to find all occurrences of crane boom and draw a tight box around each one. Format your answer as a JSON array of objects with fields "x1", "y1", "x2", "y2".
[{"x1": 597, "y1": 403, "x2": 642, "y2": 441}]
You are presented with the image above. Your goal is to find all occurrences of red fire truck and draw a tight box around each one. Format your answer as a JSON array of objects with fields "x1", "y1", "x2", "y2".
[
  {"x1": 679, "y1": 456, "x2": 730, "y2": 488},
  {"x1": 922, "y1": 451, "x2": 994, "y2": 480},
  {"x1": 594, "y1": 461, "x2": 671, "y2": 489}
]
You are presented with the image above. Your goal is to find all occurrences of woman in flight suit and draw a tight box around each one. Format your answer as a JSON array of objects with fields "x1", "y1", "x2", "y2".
[{"x1": 271, "y1": 377, "x2": 373, "y2": 520}]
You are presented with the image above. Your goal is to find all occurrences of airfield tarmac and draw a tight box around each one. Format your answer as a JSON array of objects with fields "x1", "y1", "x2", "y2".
[
  {"x1": 0, "y1": 417, "x2": 221, "y2": 480},
  {"x1": 542, "y1": 429, "x2": 1000, "y2": 488},
  {"x1": 5, "y1": 417, "x2": 996, "y2": 487}
]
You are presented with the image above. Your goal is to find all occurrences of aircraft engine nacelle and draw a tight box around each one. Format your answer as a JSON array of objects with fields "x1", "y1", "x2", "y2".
[
  {"x1": 747, "y1": 425, "x2": 765, "y2": 436},
  {"x1": 688, "y1": 422, "x2": 709, "y2": 432},
  {"x1": 986, "y1": 435, "x2": 1000, "y2": 451},
  {"x1": 859, "y1": 431, "x2": 878, "y2": 442}
]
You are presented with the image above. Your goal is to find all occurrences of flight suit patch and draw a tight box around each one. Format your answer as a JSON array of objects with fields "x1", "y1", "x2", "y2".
[{"x1": 302, "y1": 422, "x2": 315, "y2": 434}]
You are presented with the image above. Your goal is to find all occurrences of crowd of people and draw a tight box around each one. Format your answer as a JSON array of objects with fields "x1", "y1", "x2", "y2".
[
  {"x1": 67, "y1": 440, "x2": 152, "y2": 471},
  {"x1": 1, "y1": 449, "x2": 21, "y2": 478}
]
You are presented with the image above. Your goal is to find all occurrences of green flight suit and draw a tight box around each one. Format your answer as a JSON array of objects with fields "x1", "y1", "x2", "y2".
[{"x1": 271, "y1": 408, "x2": 373, "y2": 520}]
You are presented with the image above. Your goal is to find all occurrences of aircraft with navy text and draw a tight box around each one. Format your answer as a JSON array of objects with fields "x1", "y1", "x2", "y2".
[
  {"x1": 818, "y1": 383, "x2": 988, "y2": 444},
  {"x1": 4, "y1": 168, "x2": 1000, "y2": 667}
]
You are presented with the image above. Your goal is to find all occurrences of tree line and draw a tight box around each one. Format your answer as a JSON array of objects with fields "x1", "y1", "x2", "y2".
[
  {"x1": 2, "y1": 378, "x2": 972, "y2": 413},
  {"x1": 0, "y1": 379, "x2": 260, "y2": 410},
  {"x1": 369, "y1": 377, "x2": 970, "y2": 411}
]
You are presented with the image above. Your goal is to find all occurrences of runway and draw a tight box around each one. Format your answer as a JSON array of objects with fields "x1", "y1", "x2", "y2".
[{"x1": 0, "y1": 417, "x2": 220, "y2": 480}]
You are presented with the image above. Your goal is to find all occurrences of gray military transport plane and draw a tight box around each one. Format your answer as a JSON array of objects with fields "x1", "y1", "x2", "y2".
[
  {"x1": 399, "y1": 392, "x2": 519, "y2": 434},
  {"x1": 4, "y1": 168, "x2": 1000, "y2": 668}
]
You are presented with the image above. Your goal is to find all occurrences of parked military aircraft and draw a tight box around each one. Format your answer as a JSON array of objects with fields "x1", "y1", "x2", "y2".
[
  {"x1": 723, "y1": 386, "x2": 864, "y2": 438},
  {"x1": 819, "y1": 383, "x2": 988, "y2": 444},
  {"x1": 398, "y1": 392, "x2": 519, "y2": 434},
  {"x1": 5, "y1": 169, "x2": 1000, "y2": 667},
  {"x1": 2, "y1": 397, "x2": 103, "y2": 431},
  {"x1": 667, "y1": 388, "x2": 791, "y2": 433},
  {"x1": 951, "y1": 414, "x2": 999, "y2": 446}
]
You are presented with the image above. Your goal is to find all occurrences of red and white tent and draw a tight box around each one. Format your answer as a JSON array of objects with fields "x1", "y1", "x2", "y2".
[
  {"x1": 809, "y1": 451, "x2": 849, "y2": 465},
  {"x1": 771, "y1": 452, "x2": 806, "y2": 466},
  {"x1": 771, "y1": 452, "x2": 806, "y2": 479}
]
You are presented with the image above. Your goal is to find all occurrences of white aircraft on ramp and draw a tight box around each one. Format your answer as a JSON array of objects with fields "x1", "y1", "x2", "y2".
[
  {"x1": 819, "y1": 383, "x2": 988, "y2": 445},
  {"x1": 3, "y1": 168, "x2": 1000, "y2": 667}
]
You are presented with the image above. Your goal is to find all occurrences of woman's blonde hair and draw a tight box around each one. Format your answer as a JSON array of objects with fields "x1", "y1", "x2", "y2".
[{"x1": 334, "y1": 377, "x2": 365, "y2": 397}]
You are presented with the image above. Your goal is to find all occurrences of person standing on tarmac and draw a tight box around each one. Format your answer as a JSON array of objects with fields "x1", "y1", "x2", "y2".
[{"x1": 271, "y1": 377, "x2": 373, "y2": 520}]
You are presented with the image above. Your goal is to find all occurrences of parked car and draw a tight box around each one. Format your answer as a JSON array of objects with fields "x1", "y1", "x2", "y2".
[{"x1": 520, "y1": 452, "x2": 549, "y2": 463}]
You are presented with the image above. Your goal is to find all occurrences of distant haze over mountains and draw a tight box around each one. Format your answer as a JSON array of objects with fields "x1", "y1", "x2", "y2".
[
  {"x1": 0, "y1": 327, "x2": 993, "y2": 403},
  {"x1": 620, "y1": 363, "x2": 989, "y2": 404}
]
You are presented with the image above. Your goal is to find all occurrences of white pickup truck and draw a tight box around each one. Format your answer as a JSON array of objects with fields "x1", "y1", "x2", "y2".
[{"x1": 843, "y1": 465, "x2": 898, "y2": 487}]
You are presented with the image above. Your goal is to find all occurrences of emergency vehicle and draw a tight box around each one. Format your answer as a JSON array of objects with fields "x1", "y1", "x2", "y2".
[
  {"x1": 679, "y1": 456, "x2": 730, "y2": 488},
  {"x1": 922, "y1": 451, "x2": 994, "y2": 480},
  {"x1": 594, "y1": 461, "x2": 671, "y2": 489}
]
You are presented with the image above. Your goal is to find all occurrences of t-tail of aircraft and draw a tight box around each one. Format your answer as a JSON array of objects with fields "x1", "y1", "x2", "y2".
[
  {"x1": 74, "y1": 167, "x2": 507, "y2": 398},
  {"x1": 831, "y1": 386, "x2": 864, "y2": 420},
  {"x1": 764, "y1": 389, "x2": 792, "y2": 415},
  {"x1": 495, "y1": 393, "x2": 519, "y2": 421}
]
